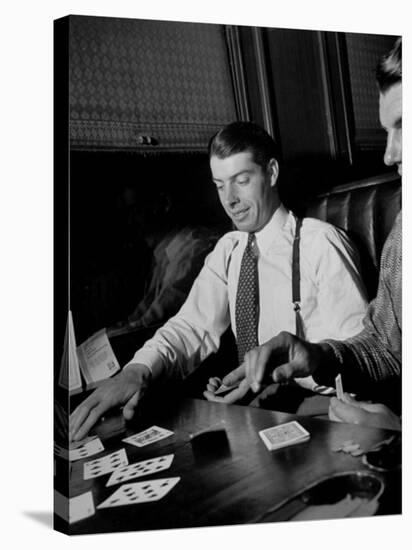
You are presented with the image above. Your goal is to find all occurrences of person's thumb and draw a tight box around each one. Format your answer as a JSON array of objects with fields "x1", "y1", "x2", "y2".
[
  {"x1": 272, "y1": 360, "x2": 304, "y2": 383},
  {"x1": 122, "y1": 391, "x2": 140, "y2": 420}
]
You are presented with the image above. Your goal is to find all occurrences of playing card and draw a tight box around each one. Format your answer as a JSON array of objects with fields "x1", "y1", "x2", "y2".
[
  {"x1": 69, "y1": 435, "x2": 99, "y2": 450},
  {"x1": 69, "y1": 491, "x2": 95, "y2": 523},
  {"x1": 122, "y1": 426, "x2": 174, "y2": 448},
  {"x1": 69, "y1": 437, "x2": 104, "y2": 461},
  {"x1": 83, "y1": 448, "x2": 128, "y2": 480},
  {"x1": 335, "y1": 374, "x2": 344, "y2": 400},
  {"x1": 259, "y1": 421, "x2": 310, "y2": 451},
  {"x1": 215, "y1": 382, "x2": 240, "y2": 396},
  {"x1": 106, "y1": 454, "x2": 174, "y2": 486},
  {"x1": 97, "y1": 477, "x2": 180, "y2": 508}
]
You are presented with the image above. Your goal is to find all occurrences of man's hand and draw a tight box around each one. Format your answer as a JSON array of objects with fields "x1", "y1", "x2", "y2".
[
  {"x1": 243, "y1": 331, "x2": 326, "y2": 393},
  {"x1": 69, "y1": 363, "x2": 152, "y2": 442},
  {"x1": 329, "y1": 394, "x2": 401, "y2": 431},
  {"x1": 203, "y1": 365, "x2": 250, "y2": 403}
]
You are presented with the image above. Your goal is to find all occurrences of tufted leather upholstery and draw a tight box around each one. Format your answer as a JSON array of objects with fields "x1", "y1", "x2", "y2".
[{"x1": 303, "y1": 171, "x2": 401, "y2": 300}]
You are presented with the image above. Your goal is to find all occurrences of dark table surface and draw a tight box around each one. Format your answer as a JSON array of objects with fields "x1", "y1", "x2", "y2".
[{"x1": 55, "y1": 397, "x2": 401, "y2": 535}]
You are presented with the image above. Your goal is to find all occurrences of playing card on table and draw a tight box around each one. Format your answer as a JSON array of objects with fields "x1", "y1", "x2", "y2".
[
  {"x1": 83, "y1": 448, "x2": 128, "y2": 480},
  {"x1": 122, "y1": 425, "x2": 174, "y2": 448},
  {"x1": 97, "y1": 477, "x2": 180, "y2": 508},
  {"x1": 69, "y1": 491, "x2": 95, "y2": 523},
  {"x1": 69, "y1": 437, "x2": 104, "y2": 461},
  {"x1": 106, "y1": 454, "x2": 174, "y2": 487},
  {"x1": 259, "y1": 421, "x2": 310, "y2": 451}
]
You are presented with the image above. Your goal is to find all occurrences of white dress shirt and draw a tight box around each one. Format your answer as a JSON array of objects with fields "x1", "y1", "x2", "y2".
[{"x1": 126, "y1": 205, "x2": 368, "y2": 390}]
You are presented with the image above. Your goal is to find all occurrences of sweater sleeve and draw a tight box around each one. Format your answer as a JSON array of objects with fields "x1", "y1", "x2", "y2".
[{"x1": 313, "y1": 212, "x2": 402, "y2": 403}]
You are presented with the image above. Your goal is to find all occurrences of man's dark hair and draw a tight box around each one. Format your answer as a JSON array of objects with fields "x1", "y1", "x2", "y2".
[
  {"x1": 376, "y1": 37, "x2": 402, "y2": 94},
  {"x1": 208, "y1": 121, "x2": 279, "y2": 169}
]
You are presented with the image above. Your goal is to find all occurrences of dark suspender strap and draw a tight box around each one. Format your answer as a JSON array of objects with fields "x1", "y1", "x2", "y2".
[{"x1": 292, "y1": 217, "x2": 304, "y2": 338}]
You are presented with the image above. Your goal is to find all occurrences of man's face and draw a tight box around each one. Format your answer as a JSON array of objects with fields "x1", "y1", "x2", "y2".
[
  {"x1": 210, "y1": 151, "x2": 279, "y2": 232},
  {"x1": 380, "y1": 82, "x2": 402, "y2": 176}
]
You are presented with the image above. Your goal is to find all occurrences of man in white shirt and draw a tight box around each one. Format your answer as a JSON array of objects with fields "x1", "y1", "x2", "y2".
[{"x1": 69, "y1": 122, "x2": 367, "y2": 442}]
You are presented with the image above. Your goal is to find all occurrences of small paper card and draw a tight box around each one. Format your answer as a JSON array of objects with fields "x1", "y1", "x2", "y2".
[
  {"x1": 69, "y1": 437, "x2": 104, "y2": 461},
  {"x1": 77, "y1": 329, "x2": 120, "y2": 390},
  {"x1": 97, "y1": 477, "x2": 180, "y2": 508},
  {"x1": 259, "y1": 421, "x2": 310, "y2": 451},
  {"x1": 106, "y1": 454, "x2": 174, "y2": 486},
  {"x1": 83, "y1": 448, "x2": 128, "y2": 480},
  {"x1": 335, "y1": 374, "x2": 344, "y2": 400},
  {"x1": 54, "y1": 490, "x2": 95, "y2": 524}
]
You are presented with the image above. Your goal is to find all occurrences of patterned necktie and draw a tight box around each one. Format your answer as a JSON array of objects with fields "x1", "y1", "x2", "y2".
[{"x1": 235, "y1": 233, "x2": 259, "y2": 363}]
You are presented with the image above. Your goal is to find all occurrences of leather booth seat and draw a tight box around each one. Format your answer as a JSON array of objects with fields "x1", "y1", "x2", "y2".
[{"x1": 303, "y1": 171, "x2": 401, "y2": 300}]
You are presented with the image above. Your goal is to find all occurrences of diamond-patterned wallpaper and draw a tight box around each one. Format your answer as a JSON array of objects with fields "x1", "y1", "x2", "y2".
[
  {"x1": 68, "y1": 16, "x2": 237, "y2": 150},
  {"x1": 345, "y1": 33, "x2": 398, "y2": 149}
]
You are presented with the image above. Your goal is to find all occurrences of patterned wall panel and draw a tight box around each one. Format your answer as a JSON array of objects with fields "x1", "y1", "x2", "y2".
[
  {"x1": 345, "y1": 33, "x2": 398, "y2": 150},
  {"x1": 69, "y1": 16, "x2": 237, "y2": 151}
]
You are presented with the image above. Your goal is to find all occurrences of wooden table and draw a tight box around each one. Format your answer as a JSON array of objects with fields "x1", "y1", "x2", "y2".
[{"x1": 55, "y1": 397, "x2": 401, "y2": 535}]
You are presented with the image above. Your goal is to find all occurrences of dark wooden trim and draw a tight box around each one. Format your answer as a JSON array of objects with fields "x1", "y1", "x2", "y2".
[
  {"x1": 314, "y1": 171, "x2": 400, "y2": 198},
  {"x1": 251, "y1": 28, "x2": 275, "y2": 137},
  {"x1": 225, "y1": 26, "x2": 250, "y2": 121},
  {"x1": 318, "y1": 32, "x2": 355, "y2": 166}
]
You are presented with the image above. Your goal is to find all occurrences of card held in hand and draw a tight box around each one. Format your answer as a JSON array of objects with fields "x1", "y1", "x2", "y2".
[
  {"x1": 259, "y1": 421, "x2": 310, "y2": 451},
  {"x1": 122, "y1": 425, "x2": 174, "y2": 448},
  {"x1": 335, "y1": 374, "x2": 344, "y2": 400},
  {"x1": 97, "y1": 477, "x2": 181, "y2": 508}
]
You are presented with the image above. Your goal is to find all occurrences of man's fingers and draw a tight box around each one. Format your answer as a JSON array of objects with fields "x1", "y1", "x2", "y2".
[
  {"x1": 272, "y1": 360, "x2": 306, "y2": 383},
  {"x1": 203, "y1": 378, "x2": 249, "y2": 404},
  {"x1": 218, "y1": 379, "x2": 250, "y2": 403},
  {"x1": 203, "y1": 390, "x2": 225, "y2": 403},
  {"x1": 71, "y1": 403, "x2": 106, "y2": 442},
  {"x1": 69, "y1": 400, "x2": 97, "y2": 441},
  {"x1": 329, "y1": 397, "x2": 367, "y2": 425},
  {"x1": 206, "y1": 377, "x2": 222, "y2": 392},
  {"x1": 245, "y1": 347, "x2": 271, "y2": 393},
  {"x1": 122, "y1": 390, "x2": 140, "y2": 420},
  {"x1": 222, "y1": 364, "x2": 245, "y2": 386}
]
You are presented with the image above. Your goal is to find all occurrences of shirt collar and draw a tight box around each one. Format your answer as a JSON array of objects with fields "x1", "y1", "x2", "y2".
[{"x1": 254, "y1": 203, "x2": 291, "y2": 254}]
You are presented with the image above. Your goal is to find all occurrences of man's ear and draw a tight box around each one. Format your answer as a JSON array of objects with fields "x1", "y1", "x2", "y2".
[{"x1": 268, "y1": 158, "x2": 279, "y2": 187}]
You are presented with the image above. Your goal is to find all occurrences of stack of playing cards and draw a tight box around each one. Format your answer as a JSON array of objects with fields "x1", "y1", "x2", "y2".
[
  {"x1": 122, "y1": 425, "x2": 174, "y2": 448},
  {"x1": 259, "y1": 421, "x2": 310, "y2": 451}
]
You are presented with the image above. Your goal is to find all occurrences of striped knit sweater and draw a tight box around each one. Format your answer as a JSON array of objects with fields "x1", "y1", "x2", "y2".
[{"x1": 314, "y1": 211, "x2": 402, "y2": 411}]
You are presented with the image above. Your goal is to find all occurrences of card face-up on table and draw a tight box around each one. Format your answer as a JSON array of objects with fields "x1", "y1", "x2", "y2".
[
  {"x1": 69, "y1": 491, "x2": 96, "y2": 523},
  {"x1": 122, "y1": 425, "x2": 174, "y2": 448},
  {"x1": 106, "y1": 454, "x2": 174, "y2": 486},
  {"x1": 83, "y1": 448, "x2": 128, "y2": 480},
  {"x1": 259, "y1": 421, "x2": 310, "y2": 451},
  {"x1": 69, "y1": 438, "x2": 105, "y2": 461},
  {"x1": 97, "y1": 477, "x2": 181, "y2": 508}
]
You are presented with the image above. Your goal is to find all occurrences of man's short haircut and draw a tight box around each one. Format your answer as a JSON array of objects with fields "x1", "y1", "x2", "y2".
[
  {"x1": 376, "y1": 37, "x2": 402, "y2": 94},
  {"x1": 208, "y1": 121, "x2": 279, "y2": 169}
]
